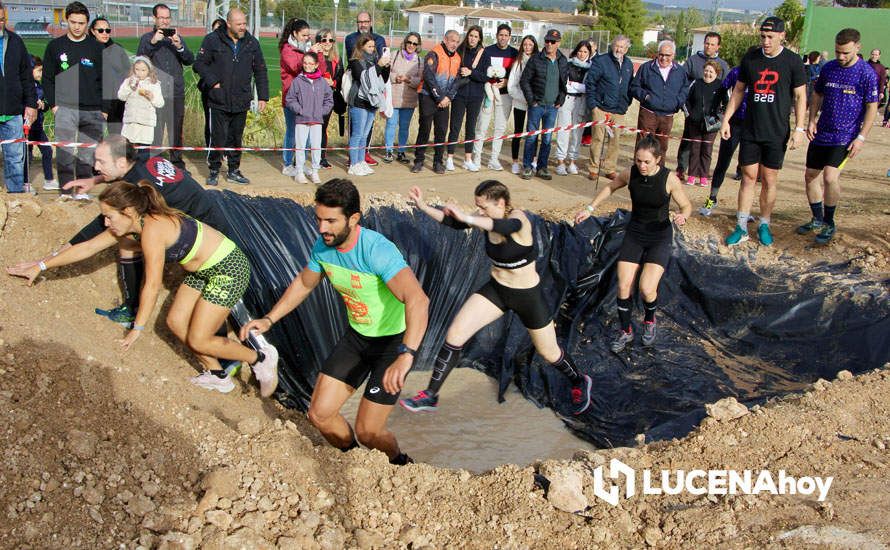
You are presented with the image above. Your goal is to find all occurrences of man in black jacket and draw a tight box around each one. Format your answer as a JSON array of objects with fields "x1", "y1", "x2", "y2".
[
  {"x1": 194, "y1": 8, "x2": 269, "y2": 186},
  {"x1": 520, "y1": 29, "x2": 568, "y2": 180},
  {"x1": 0, "y1": 5, "x2": 37, "y2": 193},
  {"x1": 138, "y1": 3, "x2": 194, "y2": 169}
]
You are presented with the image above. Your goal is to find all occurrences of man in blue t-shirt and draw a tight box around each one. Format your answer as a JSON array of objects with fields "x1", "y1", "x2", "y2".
[
  {"x1": 243, "y1": 179, "x2": 429, "y2": 466},
  {"x1": 798, "y1": 28, "x2": 879, "y2": 245}
]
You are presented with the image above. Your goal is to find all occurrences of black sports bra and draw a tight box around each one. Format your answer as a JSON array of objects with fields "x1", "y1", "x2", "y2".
[
  {"x1": 133, "y1": 215, "x2": 201, "y2": 264},
  {"x1": 442, "y1": 212, "x2": 537, "y2": 270}
]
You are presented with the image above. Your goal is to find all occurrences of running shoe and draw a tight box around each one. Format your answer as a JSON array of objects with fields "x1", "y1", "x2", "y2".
[
  {"x1": 464, "y1": 160, "x2": 480, "y2": 172},
  {"x1": 95, "y1": 304, "x2": 136, "y2": 327},
  {"x1": 282, "y1": 164, "x2": 297, "y2": 177},
  {"x1": 610, "y1": 329, "x2": 634, "y2": 353},
  {"x1": 699, "y1": 198, "x2": 716, "y2": 217},
  {"x1": 400, "y1": 390, "x2": 439, "y2": 412},
  {"x1": 411, "y1": 162, "x2": 423, "y2": 173},
  {"x1": 699, "y1": 177, "x2": 710, "y2": 187},
  {"x1": 383, "y1": 151, "x2": 394, "y2": 163},
  {"x1": 347, "y1": 164, "x2": 367, "y2": 177},
  {"x1": 555, "y1": 163, "x2": 568, "y2": 176},
  {"x1": 796, "y1": 218, "x2": 823, "y2": 235},
  {"x1": 310, "y1": 171, "x2": 321, "y2": 185},
  {"x1": 389, "y1": 453, "x2": 414, "y2": 466},
  {"x1": 567, "y1": 162, "x2": 579, "y2": 175},
  {"x1": 364, "y1": 153, "x2": 378, "y2": 166},
  {"x1": 725, "y1": 225, "x2": 749, "y2": 246},
  {"x1": 571, "y1": 374, "x2": 593, "y2": 415},
  {"x1": 251, "y1": 340, "x2": 279, "y2": 398},
  {"x1": 511, "y1": 162, "x2": 521, "y2": 174},
  {"x1": 536, "y1": 168, "x2": 552, "y2": 181},
  {"x1": 295, "y1": 172, "x2": 309, "y2": 184},
  {"x1": 433, "y1": 162, "x2": 446, "y2": 174},
  {"x1": 397, "y1": 152, "x2": 410, "y2": 164},
  {"x1": 445, "y1": 157, "x2": 455, "y2": 171},
  {"x1": 641, "y1": 320, "x2": 657, "y2": 346},
  {"x1": 685, "y1": 176, "x2": 696, "y2": 186},
  {"x1": 520, "y1": 167, "x2": 533, "y2": 180},
  {"x1": 757, "y1": 223, "x2": 773, "y2": 246},
  {"x1": 488, "y1": 160, "x2": 504, "y2": 171},
  {"x1": 43, "y1": 179, "x2": 60, "y2": 191},
  {"x1": 320, "y1": 157, "x2": 333, "y2": 169},
  {"x1": 225, "y1": 170, "x2": 250, "y2": 185},
  {"x1": 815, "y1": 224, "x2": 836, "y2": 245},
  {"x1": 220, "y1": 359, "x2": 242, "y2": 378},
  {"x1": 190, "y1": 371, "x2": 235, "y2": 394},
  {"x1": 206, "y1": 171, "x2": 219, "y2": 186}
]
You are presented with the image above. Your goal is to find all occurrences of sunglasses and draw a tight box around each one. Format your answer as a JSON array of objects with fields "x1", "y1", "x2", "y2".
[
  {"x1": 406, "y1": 41, "x2": 419, "y2": 46},
  {"x1": 94, "y1": 28, "x2": 111, "y2": 34},
  {"x1": 320, "y1": 38, "x2": 334, "y2": 43},
  {"x1": 545, "y1": 39, "x2": 558, "y2": 44}
]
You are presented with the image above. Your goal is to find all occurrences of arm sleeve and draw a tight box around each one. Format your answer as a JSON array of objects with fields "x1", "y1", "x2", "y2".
[
  {"x1": 440, "y1": 212, "x2": 470, "y2": 230},
  {"x1": 69, "y1": 215, "x2": 107, "y2": 245},
  {"x1": 369, "y1": 238, "x2": 409, "y2": 283},
  {"x1": 490, "y1": 218, "x2": 522, "y2": 236}
]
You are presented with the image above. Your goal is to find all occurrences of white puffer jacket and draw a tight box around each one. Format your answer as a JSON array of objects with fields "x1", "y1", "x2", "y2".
[
  {"x1": 118, "y1": 77, "x2": 165, "y2": 125},
  {"x1": 507, "y1": 53, "x2": 532, "y2": 111}
]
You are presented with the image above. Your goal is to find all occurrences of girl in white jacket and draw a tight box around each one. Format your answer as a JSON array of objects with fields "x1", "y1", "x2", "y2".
[
  {"x1": 117, "y1": 57, "x2": 164, "y2": 146},
  {"x1": 507, "y1": 35, "x2": 538, "y2": 174}
]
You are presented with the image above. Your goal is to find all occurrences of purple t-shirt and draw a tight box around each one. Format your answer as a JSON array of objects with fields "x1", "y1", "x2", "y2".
[{"x1": 813, "y1": 58, "x2": 879, "y2": 146}]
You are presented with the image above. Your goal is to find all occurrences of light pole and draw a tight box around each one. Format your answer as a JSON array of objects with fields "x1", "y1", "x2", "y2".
[{"x1": 333, "y1": 0, "x2": 339, "y2": 60}]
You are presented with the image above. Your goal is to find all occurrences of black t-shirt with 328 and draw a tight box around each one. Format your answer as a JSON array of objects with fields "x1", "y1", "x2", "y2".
[{"x1": 737, "y1": 47, "x2": 807, "y2": 143}]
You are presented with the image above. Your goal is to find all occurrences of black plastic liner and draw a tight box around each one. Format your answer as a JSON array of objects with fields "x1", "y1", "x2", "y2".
[{"x1": 216, "y1": 191, "x2": 890, "y2": 448}]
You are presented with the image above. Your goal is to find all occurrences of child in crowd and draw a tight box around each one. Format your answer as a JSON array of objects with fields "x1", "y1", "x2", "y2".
[
  {"x1": 117, "y1": 56, "x2": 164, "y2": 146},
  {"x1": 28, "y1": 56, "x2": 57, "y2": 191},
  {"x1": 284, "y1": 51, "x2": 333, "y2": 184}
]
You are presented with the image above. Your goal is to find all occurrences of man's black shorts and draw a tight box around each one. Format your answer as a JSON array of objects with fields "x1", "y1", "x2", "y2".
[
  {"x1": 806, "y1": 143, "x2": 848, "y2": 170},
  {"x1": 321, "y1": 328, "x2": 405, "y2": 405},
  {"x1": 739, "y1": 138, "x2": 788, "y2": 170}
]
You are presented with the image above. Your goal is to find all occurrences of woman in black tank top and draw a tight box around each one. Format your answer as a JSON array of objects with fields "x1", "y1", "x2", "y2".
[
  {"x1": 575, "y1": 136, "x2": 692, "y2": 353},
  {"x1": 399, "y1": 180, "x2": 594, "y2": 418}
]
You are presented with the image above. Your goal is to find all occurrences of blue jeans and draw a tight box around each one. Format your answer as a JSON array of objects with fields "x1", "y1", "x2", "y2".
[
  {"x1": 522, "y1": 104, "x2": 558, "y2": 170},
  {"x1": 385, "y1": 107, "x2": 415, "y2": 154},
  {"x1": 283, "y1": 105, "x2": 295, "y2": 167},
  {"x1": 0, "y1": 117, "x2": 25, "y2": 192},
  {"x1": 349, "y1": 106, "x2": 375, "y2": 166}
]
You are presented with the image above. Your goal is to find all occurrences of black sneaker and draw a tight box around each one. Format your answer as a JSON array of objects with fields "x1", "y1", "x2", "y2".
[
  {"x1": 536, "y1": 168, "x2": 552, "y2": 181},
  {"x1": 410, "y1": 162, "x2": 423, "y2": 173},
  {"x1": 641, "y1": 321, "x2": 657, "y2": 347},
  {"x1": 389, "y1": 453, "x2": 414, "y2": 466},
  {"x1": 521, "y1": 167, "x2": 533, "y2": 180},
  {"x1": 320, "y1": 157, "x2": 332, "y2": 169},
  {"x1": 610, "y1": 329, "x2": 634, "y2": 353},
  {"x1": 571, "y1": 374, "x2": 593, "y2": 415},
  {"x1": 396, "y1": 152, "x2": 409, "y2": 164},
  {"x1": 225, "y1": 170, "x2": 250, "y2": 185},
  {"x1": 206, "y1": 170, "x2": 219, "y2": 186},
  {"x1": 433, "y1": 162, "x2": 446, "y2": 174},
  {"x1": 383, "y1": 152, "x2": 394, "y2": 163}
]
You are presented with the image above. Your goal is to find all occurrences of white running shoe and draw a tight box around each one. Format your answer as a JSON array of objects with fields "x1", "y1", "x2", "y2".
[
  {"x1": 464, "y1": 160, "x2": 479, "y2": 172},
  {"x1": 347, "y1": 164, "x2": 366, "y2": 177},
  {"x1": 555, "y1": 163, "x2": 568, "y2": 176},
  {"x1": 190, "y1": 371, "x2": 235, "y2": 394},
  {"x1": 360, "y1": 162, "x2": 374, "y2": 175},
  {"x1": 488, "y1": 160, "x2": 504, "y2": 171},
  {"x1": 511, "y1": 162, "x2": 520, "y2": 174},
  {"x1": 295, "y1": 172, "x2": 309, "y2": 184},
  {"x1": 567, "y1": 162, "x2": 579, "y2": 175},
  {"x1": 282, "y1": 165, "x2": 297, "y2": 177},
  {"x1": 445, "y1": 157, "x2": 455, "y2": 171},
  {"x1": 42, "y1": 179, "x2": 60, "y2": 191},
  {"x1": 251, "y1": 338, "x2": 279, "y2": 398},
  {"x1": 310, "y1": 171, "x2": 321, "y2": 184}
]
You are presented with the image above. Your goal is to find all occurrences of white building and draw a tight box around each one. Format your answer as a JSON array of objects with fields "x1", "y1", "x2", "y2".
[
  {"x1": 404, "y1": 4, "x2": 598, "y2": 44},
  {"x1": 642, "y1": 26, "x2": 663, "y2": 46}
]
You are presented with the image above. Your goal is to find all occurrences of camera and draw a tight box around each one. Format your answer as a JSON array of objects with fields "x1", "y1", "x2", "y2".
[{"x1": 161, "y1": 28, "x2": 176, "y2": 37}]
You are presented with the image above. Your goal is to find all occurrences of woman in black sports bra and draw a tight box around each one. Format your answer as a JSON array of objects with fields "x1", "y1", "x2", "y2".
[
  {"x1": 400, "y1": 180, "x2": 593, "y2": 416},
  {"x1": 575, "y1": 136, "x2": 692, "y2": 353},
  {"x1": 7, "y1": 181, "x2": 280, "y2": 397}
]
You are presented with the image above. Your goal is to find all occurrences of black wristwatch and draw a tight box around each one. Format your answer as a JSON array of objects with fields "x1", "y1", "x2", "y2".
[{"x1": 396, "y1": 344, "x2": 417, "y2": 357}]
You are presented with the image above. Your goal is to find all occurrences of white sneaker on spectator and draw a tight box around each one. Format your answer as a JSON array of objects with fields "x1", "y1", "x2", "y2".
[
  {"x1": 295, "y1": 172, "x2": 308, "y2": 184},
  {"x1": 360, "y1": 162, "x2": 374, "y2": 175},
  {"x1": 347, "y1": 164, "x2": 366, "y2": 176},
  {"x1": 511, "y1": 162, "x2": 521, "y2": 174},
  {"x1": 282, "y1": 165, "x2": 297, "y2": 177},
  {"x1": 190, "y1": 371, "x2": 235, "y2": 394},
  {"x1": 251, "y1": 339, "x2": 279, "y2": 398},
  {"x1": 567, "y1": 162, "x2": 579, "y2": 175},
  {"x1": 445, "y1": 157, "x2": 455, "y2": 171},
  {"x1": 464, "y1": 160, "x2": 479, "y2": 172},
  {"x1": 310, "y1": 171, "x2": 321, "y2": 184},
  {"x1": 42, "y1": 179, "x2": 59, "y2": 191},
  {"x1": 488, "y1": 160, "x2": 504, "y2": 171},
  {"x1": 555, "y1": 163, "x2": 568, "y2": 176}
]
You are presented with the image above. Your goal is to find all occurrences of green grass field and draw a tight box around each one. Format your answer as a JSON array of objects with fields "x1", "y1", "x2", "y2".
[{"x1": 25, "y1": 36, "x2": 286, "y2": 97}]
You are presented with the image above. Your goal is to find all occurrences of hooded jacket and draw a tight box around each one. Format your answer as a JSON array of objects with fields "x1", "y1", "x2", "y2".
[
  {"x1": 630, "y1": 59, "x2": 689, "y2": 116},
  {"x1": 584, "y1": 51, "x2": 634, "y2": 114},
  {"x1": 193, "y1": 25, "x2": 269, "y2": 112}
]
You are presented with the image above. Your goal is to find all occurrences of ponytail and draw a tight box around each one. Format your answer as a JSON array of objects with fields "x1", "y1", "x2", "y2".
[{"x1": 99, "y1": 180, "x2": 182, "y2": 219}]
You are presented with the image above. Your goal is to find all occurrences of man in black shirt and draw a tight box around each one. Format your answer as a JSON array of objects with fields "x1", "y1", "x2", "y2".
[
  {"x1": 720, "y1": 17, "x2": 807, "y2": 247},
  {"x1": 42, "y1": 1, "x2": 105, "y2": 198}
]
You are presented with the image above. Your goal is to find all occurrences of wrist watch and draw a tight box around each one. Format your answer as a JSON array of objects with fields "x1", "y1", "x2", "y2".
[{"x1": 396, "y1": 344, "x2": 417, "y2": 357}]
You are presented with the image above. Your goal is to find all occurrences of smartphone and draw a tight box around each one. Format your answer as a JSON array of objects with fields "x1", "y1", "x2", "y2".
[{"x1": 161, "y1": 28, "x2": 176, "y2": 37}]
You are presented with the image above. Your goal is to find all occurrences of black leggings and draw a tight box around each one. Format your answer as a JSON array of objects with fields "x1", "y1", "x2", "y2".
[
  {"x1": 321, "y1": 112, "x2": 332, "y2": 160},
  {"x1": 447, "y1": 96, "x2": 483, "y2": 154},
  {"x1": 710, "y1": 118, "x2": 743, "y2": 198},
  {"x1": 511, "y1": 107, "x2": 527, "y2": 160}
]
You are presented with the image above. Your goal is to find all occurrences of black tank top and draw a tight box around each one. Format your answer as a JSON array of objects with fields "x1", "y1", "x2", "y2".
[
  {"x1": 485, "y1": 232, "x2": 537, "y2": 270},
  {"x1": 628, "y1": 165, "x2": 671, "y2": 229}
]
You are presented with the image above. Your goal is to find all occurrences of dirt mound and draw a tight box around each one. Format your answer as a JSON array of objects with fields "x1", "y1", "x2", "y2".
[{"x1": 2, "y1": 196, "x2": 889, "y2": 548}]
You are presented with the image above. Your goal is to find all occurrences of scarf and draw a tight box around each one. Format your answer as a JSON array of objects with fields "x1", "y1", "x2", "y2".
[
  {"x1": 569, "y1": 57, "x2": 591, "y2": 70},
  {"x1": 402, "y1": 51, "x2": 416, "y2": 62},
  {"x1": 302, "y1": 68, "x2": 322, "y2": 80},
  {"x1": 288, "y1": 35, "x2": 301, "y2": 49}
]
